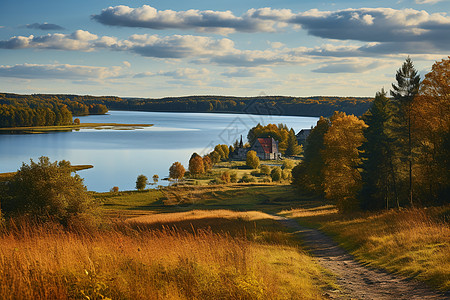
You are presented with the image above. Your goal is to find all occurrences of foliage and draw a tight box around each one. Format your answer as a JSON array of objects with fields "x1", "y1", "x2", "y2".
[
  {"x1": 247, "y1": 123, "x2": 290, "y2": 154},
  {"x1": 246, "y1": 150, "x2": 260, "y2": 169},
  {"x1": 260, "y1": 165, "x2": 271, "y2": 176},
  {"x1": 281, "y1": 160, "x2": 295, "y2": 170},
  {"x1": 291, "y1": 116, "x2": 330, "y2": 194},
  {"x1": 413, "y1": 56, "x2": 450, "y2": 204},
  {"x1": 202, "y1": 155, "x2": 213, "y2": 172},
  {"x1": 323, "y1": 112, "x2": 367, "y2": 212},
  {"x1": 270, "y1": 167, "x2": 282, "y2": 182},
  {"x1": 110, "y1": 186, "x2": 119, "y2": 193},
  {"x1": 239, "y1": 174, "x2": 256, "y2": 183},
  {"x1": 135, "y1": 175, "x2": 148, "y2": 191},
  {"x1": 2, "y1": 156, "x2": 95, "y2": 225},
  {"x1": 189, "y1": 153, "x2": 205, "y2": 176},
  {"x1": 73, "y1": 118, "x2": 80, "y2": 125},
  {"x1": 152, "y1": 174, "x2": 159, "y2": 185},
  {"x1": 169, "y1": 162, "x2": 186, "y2": 182},
  {"x1": 220, "y1": 171, "x2": 231, "y2": 183}
]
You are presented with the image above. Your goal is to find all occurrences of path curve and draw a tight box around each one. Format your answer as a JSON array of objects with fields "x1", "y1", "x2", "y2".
[{"x1": 275, "y1": 216, "x2": 449, "y2": 300}]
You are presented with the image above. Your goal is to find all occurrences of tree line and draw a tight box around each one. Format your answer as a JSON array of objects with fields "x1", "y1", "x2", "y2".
[
  {"x1": 292, "y1": 57, "x2": 449, "y2": 211},
  {"x1": 0, "y1": 93, "x2": 108, "y2": 128}
]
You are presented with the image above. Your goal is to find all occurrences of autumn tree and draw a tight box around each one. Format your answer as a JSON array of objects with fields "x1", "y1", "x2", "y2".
[
  {"x1": 323, "y1": 112, "x2": 367, "y2": 212},
  {"x1": 202, "y1": 155, "x2": 213, "y2": 172},
  {"x1": 391, "y1": 57, "x2": 420, "y2": 206},
  {"x1": 271, "y1": 167, "x2": 282, "y2": 182},
  {"x1": 413, "y1": 56, "x2": 450, "y2": 203},
  {"x1": 189, "y1": 153, "x2": 205, "y2": 177},
  {"x1": 152, "y1": 174, "x2": 159, "y2": 185},
  {"x1": 136, "y1": 174, "x2": 148, "y2": 191},
  {"x1": 359, "y1": 89, "x2": 399, "y2": 210},
  {"x1": 246, "y1": 150, "x2": 260, "y2": 169},
  {"x1": 169, "y1": 162, "x2": 185, "y2": 183}
]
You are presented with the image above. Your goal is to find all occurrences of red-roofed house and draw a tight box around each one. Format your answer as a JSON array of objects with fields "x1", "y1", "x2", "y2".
[{"x1": 249, "y1": 137, "x2": 281, "y2": 160}]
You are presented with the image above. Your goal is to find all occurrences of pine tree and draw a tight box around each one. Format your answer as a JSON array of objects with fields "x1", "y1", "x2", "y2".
[
  {"x1": 285, "y1": 129, "x2": 302, "y2": 156},
  {"x1": 359, "y1": 89, "x2": 398, "y2": 210},
  {"x1": 390, "y1": 57, "x2": 420, "y2": 206}
]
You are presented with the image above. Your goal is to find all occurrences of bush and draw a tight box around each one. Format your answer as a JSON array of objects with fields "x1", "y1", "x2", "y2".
[
  {"x1": 271, "y1": 167, "x2": 282, "y2": 182},
  {"x1": 221, "y1": 171, "x2": 231, "y2": 183},
  {"x1": 260, "y1": 165, "x2": 271, "y2": 176},
  {"x1": 2, "y1": 156, "x2": 95, "y2": 225},
  {"x1": 240, "y1": 174, "x2": 256, "y2": 183},
  {"x1": 230, "y1": 172, "x2": 238, "y2": 183},
  {"x1": 110, "y1": 186, "x2": 119, "y2": 193},
  {"x1": 250, "y1": 170, "x2": 260, "y2": 177},
  {"x1": 282, "y1": 169, "x2": 292, "y2": 181},
  {"x1": 246, "y1": 151, "x2": 260, "y2": 169}
]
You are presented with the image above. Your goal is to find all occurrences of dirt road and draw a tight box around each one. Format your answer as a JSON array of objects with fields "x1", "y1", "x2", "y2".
[{"x1": 276, "y1": 217, "x2": 449, "y2": 300}]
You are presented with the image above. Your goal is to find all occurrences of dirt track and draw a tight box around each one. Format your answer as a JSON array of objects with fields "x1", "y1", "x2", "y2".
[{"x1": 276, "y1": 217, "x2": 449, "y2": 300}]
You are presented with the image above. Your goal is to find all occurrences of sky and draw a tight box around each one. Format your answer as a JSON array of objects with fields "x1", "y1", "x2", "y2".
[{"x1": 0, "y1": 0, "x2": 449, "y2": 98}]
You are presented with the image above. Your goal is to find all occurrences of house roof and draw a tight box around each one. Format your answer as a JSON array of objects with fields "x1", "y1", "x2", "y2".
[{"x1": 257, "y1": 138, "x2": 276, "y2": 154}]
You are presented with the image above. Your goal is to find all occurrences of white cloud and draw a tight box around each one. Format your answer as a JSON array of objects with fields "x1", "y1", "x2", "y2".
[
  {"x1": 415, "y1": 0, "x2": 444, "y2": 4},
  {"x1": 92, "y1": 5, "x2": 280, "y2": 34},
  {"x1": 0, "y1": 63, "x2": 121, "y2": 79}
]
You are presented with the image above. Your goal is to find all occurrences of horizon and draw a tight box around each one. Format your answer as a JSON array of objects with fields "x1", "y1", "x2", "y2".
[{"x1": 1, "y1": 1, "x2": 449, "y2": 98}]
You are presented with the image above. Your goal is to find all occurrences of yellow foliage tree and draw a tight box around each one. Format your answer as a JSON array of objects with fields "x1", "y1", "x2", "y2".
[{"x1": 323, "y1": 112, "x2": 367, "y2": 212}]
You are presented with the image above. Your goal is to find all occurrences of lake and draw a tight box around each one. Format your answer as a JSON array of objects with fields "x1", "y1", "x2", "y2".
[{"x1": 0, "y1": 111, "x2": 318, "y2": 192}]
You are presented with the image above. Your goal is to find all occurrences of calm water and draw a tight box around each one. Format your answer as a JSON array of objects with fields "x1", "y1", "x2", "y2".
[{"x1": 0, "y1": 111, "x2": 318, "y2": 192}]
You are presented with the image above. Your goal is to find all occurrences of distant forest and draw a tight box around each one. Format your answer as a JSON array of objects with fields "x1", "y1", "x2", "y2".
[
  {"x1": 0, "y1": 93, "x2": 108, "y2": 127},
  {"x1": 0, "y1": 92, "x2": 373, "y2": 128}
]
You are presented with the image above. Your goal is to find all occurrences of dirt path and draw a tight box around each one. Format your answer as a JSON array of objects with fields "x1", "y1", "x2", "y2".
[{"x1": 275, "y1": 217, "x2": 449, "y2": 300}]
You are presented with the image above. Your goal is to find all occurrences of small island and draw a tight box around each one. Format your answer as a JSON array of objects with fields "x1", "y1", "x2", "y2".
[{"x1": 0, "y1": 123, "x2": 154, "y2": 134}]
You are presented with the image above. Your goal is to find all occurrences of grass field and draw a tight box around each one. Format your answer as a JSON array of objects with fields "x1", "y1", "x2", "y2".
[{"x1": 0, "y1": 208, "x2": 335, "y2": 299}]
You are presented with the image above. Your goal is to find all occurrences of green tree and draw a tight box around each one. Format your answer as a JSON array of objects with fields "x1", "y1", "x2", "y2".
[
  {"x1": 390, "y1": 57, "x2": 420, "y2": 206},
  {"x1": 169, "y1": 162, "x2": 185, "y2": 183},
  {"x1": 2, "y1": 156, "x2": 94, "y2": 225},
  {"x1": 284, "y1": 129, "x2": 302, "y2": 156},
  {"x1": 136, "y1": 174, "x2": 148, "y2": 191},
  {"x1": 246, "y1": 150, "x2": 260, "y2": 169},
  {"x1": 291, "y1": 116, "x2": 330, "y2": 194},
  {"x1": 359, "y1": 89, "x2": 399, "y2": 210}
]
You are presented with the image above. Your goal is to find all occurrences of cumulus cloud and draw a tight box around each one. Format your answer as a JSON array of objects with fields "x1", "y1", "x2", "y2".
[
  {"x1": 290, "y1": 8, "x2": 450, "y2": 48},
  {"x1": 0, "y1": 63, "x2": 121, "y2": 79},
  {"x1": 0, "y1": 30, "x2": 99, "y2": 51},
  {"x1": 92, "y1": 5, "x2": 281, "y2": 34},
  {"x1": 25, "y1": 23, "x2": 65, "y2": 30}
]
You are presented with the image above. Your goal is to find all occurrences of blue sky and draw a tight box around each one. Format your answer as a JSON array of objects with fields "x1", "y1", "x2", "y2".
[{"x1": 0, "y1": 0, "x2": 449, "y2": 98}]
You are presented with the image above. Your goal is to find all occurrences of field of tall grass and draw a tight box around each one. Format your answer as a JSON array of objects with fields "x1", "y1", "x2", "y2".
[
  {"x1": 282, "y1": 205, "x2": 450, "y2": 291},
  {"x1": 0, "y1": 211, "x2": 334, "y2": 300}
]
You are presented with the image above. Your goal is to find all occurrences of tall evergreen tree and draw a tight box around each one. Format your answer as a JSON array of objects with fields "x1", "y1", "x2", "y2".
[
  {"x1": 285, "y1": 129, "x2": 302, "y2": 156},
  {"x1": 390, "y1": 57, "x2": 420, "y2": 206},
  {"x1": 359, "y1": 89, "x2": 399, "y2": 210}
]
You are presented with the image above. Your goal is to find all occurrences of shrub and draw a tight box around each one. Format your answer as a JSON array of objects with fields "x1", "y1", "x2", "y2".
[
  {"x1": 250, "y1": 170, "x2": 260, "y2": 177},
  {"x1": 240, "y1": 174, "x2": 256, "y2": 183},
  {"x1": 271, "y1": 167, "x2": 282, "y2": 182},
  {"x1": 110, "y1": 186, "x2": 119, "y2": 193},
  {"x1": 246, "y1": 151, "x2": 260, "y2": 169},
  {"x1": 2, "y1": 156, "x2": 95, "y2": 225},
  {"x1": 282, "y1": 169, "x2": 292, "y2": 181},
  {"x1": 221, "y1": 171, "x2": 231, "y2": 183},
  {"x1": 230, "y1": 172, "x2": 238, "y2": 183},
  {"x1": 260, "y1": 165, "x2": 271, "y2": 176}
]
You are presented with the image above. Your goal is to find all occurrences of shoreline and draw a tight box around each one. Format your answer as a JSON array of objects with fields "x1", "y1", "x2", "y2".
[{"x1": 0, "y1": 123, "x2": 154, "y2": 134}]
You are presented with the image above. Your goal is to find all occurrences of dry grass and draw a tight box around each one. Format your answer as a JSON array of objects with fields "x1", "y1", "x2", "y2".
[
  {"x1": 127, "y1": 209, "x2": 278, "y2": 224},
  {"x1": 282, "y1": 205, "x2": 450, "y2": 291},
  {"x1": 0, "y1": 215, "x2": 332, "y2": 300}
]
